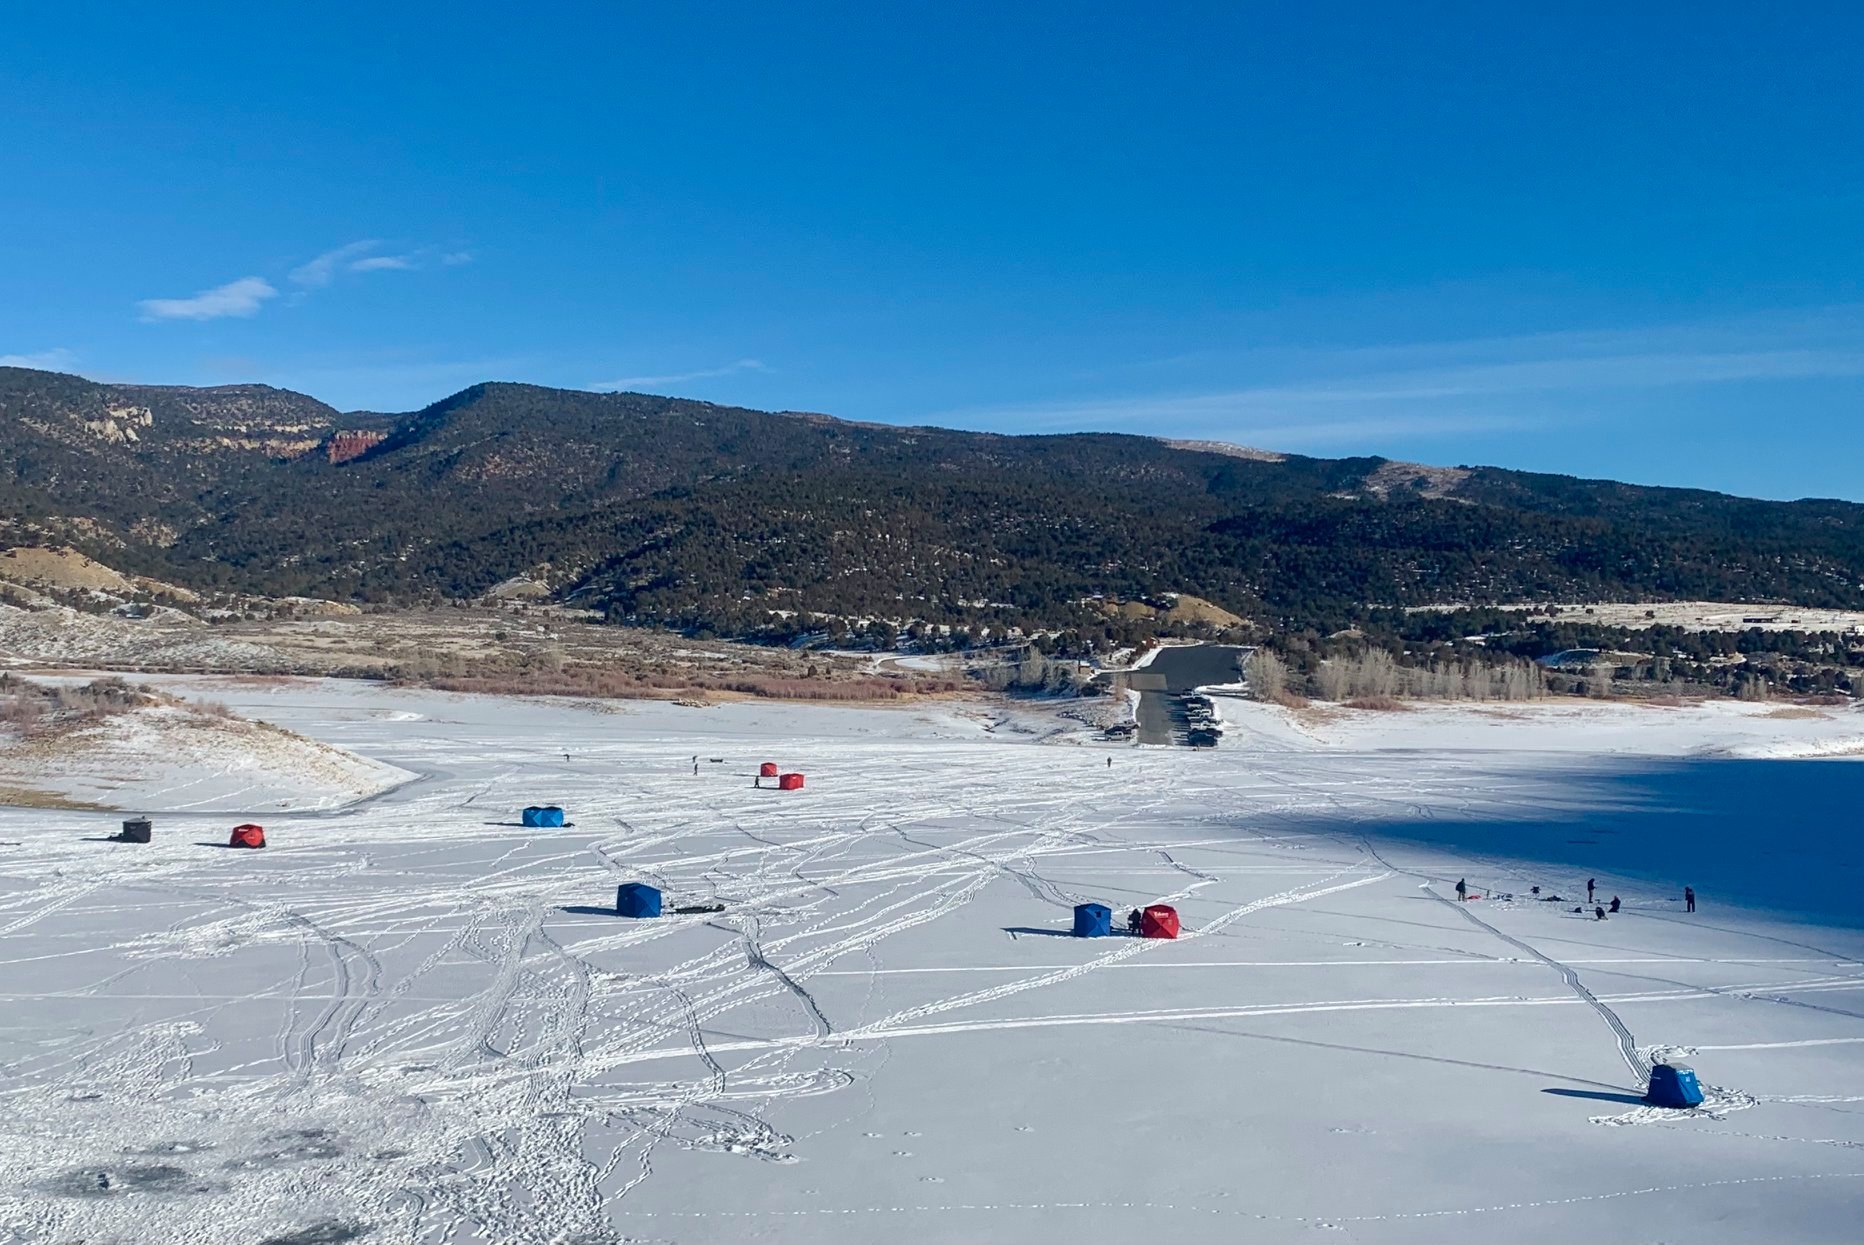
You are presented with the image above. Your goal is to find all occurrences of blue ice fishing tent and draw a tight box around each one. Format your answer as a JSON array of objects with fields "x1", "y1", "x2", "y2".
[
  {"x1": 1646, "y1": 1061, "x2": 1705, "y2": 1108},
  {"x1": 1073, "y1": 902, "x2": 1112, "y2": 938},
  {"x1": 616, "y1": 882, "x2": 662, "y2": 918},
  {"x1": 521, "y1": 805, "x2": 566, "y2": 828}
]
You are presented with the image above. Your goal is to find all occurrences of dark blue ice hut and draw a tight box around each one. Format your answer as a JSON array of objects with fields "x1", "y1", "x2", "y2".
[
  {"x1": 522, "y1": 805, "x2": 566, "y2": 828},
  {"x1": 617, "y1": 882, "x2": 662, "y2": 918},
  {"x1": 1073, "y1": 902, "x2": 1112, "y2": 937},
  {"x1": 1646, "y1": 1062, "x2": 1704, "y2": 1108}
]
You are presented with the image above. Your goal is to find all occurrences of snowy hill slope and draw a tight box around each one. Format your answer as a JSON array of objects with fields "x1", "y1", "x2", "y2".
[{"x1": 0, "y1": 685, "x2": 412, "y2": 811}]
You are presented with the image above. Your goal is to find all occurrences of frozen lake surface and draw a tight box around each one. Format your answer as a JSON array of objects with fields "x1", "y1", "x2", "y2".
[{"x1": 0, "y1": 679, "x2": 1860, "y2": 1243}]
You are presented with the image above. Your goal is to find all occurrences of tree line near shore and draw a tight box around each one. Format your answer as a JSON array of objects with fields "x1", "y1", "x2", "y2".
[
  {"x1": 1244, "y1": 608, "x2": 1864, "y2": 705},
  {"x1": 1247, "y1": 647, "x2": 1552, "y2": 705}
]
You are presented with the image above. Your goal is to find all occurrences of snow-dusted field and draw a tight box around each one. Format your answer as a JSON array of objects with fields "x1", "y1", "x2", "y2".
[
  {"x1": 1409, "y1": 600, "x2": 1864, "y2": 633},
  {"x1": 1, "y1": 679, "x2": 1861, "y2": 1244}
]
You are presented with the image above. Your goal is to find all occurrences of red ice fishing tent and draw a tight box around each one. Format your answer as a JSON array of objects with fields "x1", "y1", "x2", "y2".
[
  {"x1": 759, "y1": 762, "x2": 779, "y2": 778},
  {"x1": 778, "y1": 773, "x2": 805, "y2": 791},
  {"x1": 1140, "y1": 904, "x2": 1180, "y2": 939},
  {"x1": 229, "y1": 823, "x2": 267, "y2": 849}
]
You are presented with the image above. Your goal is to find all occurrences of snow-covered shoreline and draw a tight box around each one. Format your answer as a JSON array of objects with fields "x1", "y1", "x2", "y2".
[{"x1": 1213, "y1": 693, "x2": 1864, "y2": 758}]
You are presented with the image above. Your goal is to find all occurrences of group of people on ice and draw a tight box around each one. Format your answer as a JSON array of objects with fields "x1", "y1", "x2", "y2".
[{"x1": 1454, "y1": 875, "x2": 1696, "y2": 919}]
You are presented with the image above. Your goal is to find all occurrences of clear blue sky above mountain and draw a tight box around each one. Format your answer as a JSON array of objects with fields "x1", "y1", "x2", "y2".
[{"x1": 5, "y1": 2, "x2": 1863, "y2": 499}]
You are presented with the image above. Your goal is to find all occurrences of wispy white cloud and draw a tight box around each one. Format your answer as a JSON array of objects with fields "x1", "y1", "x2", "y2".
[
  {"x1": 1195, "y1": 412, "x2": 1543, "y2": 449},
  {"x1": 932, "y1": 306, "x2": 1864, "y2": 451},
  {"x1": 0, "y1": 347, "x2": 77, "y2": 371},
  {"x1": 296, "y1": 241, "x2": 462, "y2": 282},
  {"x1": 289, "y1": 240, "x2": 381, "y2": 288},
  {"x1": 143, "y1": 241, "x2": 465, "y2": 325},
  {"x1": 1208, "y1": 347, "x2": 1864, "y2": 407},
  {"x1": 138, "y1": 277, "x2": 279, "y2": 322},
  {"x1": 592, "y1": 358, "x2": 769, "y2": 391}
]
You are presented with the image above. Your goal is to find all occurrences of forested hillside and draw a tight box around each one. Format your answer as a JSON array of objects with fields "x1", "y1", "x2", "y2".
[{"x1": 3, "y1": 366, "x2": 1861, "y2": 642}]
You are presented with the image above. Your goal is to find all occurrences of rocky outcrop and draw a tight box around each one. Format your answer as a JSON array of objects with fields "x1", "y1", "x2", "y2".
[
  {"x1": 326, "y1": 429, "x2": 388, "y2": 464},
  {"x1": 82, "y1": 405, "x2": 154, "y2": 444}
]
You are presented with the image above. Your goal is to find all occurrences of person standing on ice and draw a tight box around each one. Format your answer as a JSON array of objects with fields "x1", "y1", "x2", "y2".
[
  {"x1": 1126, "y1": 908, "x2": 1143, "y2": 936},
  {"x1": 1685, "y1": 885, "x2": 1696, "y2": 913},
  {"x1": 1587, "y1": 877, "x2": 1596, "y2": 903},
  {"x1": 1455, "y1": 878, "x2": 1468, "y2": 902}
]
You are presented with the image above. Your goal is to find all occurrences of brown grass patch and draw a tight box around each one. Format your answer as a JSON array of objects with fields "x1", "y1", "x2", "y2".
[
  {"x1": 1761, "y1": 707, "x2": 1829, "y2": 720},
  {"x1": 1, "y1": 675, "x2": 161, "y2": 740},
  {"x1": 416, "y1": 667, "x2": 965, "y2": 704},
  {"x1": 1343, "y1": 696, "x2": 1411, "y2": 711},
  {"x1": 0, "y1": 783, "x2": 110, "y2": 811}
]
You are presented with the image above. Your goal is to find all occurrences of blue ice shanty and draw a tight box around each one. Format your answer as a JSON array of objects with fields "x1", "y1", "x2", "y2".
[
  {"x1": 522, "y1": 805, "x2": 565, "y2": 828},
  {"x1": 1646, "y1": 1062, "x2": 1704, "y2": 1108},
  {"x1": 616, "y1": 882, "x2": 662, "y2": 918},
  {"x1": 1072, "y1": 902, "x2": 1112, "y2": 938}
]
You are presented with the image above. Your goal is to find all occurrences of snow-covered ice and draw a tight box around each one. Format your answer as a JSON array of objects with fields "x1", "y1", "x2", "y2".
[{"x1": 0, "y1": 679, "x2": 1860, "y2": 1243}]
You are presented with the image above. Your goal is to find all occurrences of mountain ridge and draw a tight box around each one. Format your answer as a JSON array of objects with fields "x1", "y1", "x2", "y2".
[{"x1": 3, "y1": 366, "x2": 1861, "y2": 640}]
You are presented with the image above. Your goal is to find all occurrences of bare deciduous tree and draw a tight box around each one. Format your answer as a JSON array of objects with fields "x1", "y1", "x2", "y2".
[{"x1": 1247, "y1": 649, "x2": 1288, "y2": 701}]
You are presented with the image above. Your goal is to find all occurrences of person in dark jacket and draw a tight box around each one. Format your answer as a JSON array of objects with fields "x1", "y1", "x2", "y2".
[
  {"x1": 1609, "y1": 895, "x2": 1621, "y2": 913},
  {"x1": 1455, "y1": 878, "x2": 1468, "y2": 902},
  {"x1": 1587, "y1": 877, "x2": 1596, "y2": 903},
  {"x1": 1685, "y1": 885, "x2": 1696, "y2": 913},
  {"x1": 1594, "y1": 905, "x2": 1607, "y2": 921},
  {"x1": 1126, "y1": 908, "x2": 1143, "y2": 936}
]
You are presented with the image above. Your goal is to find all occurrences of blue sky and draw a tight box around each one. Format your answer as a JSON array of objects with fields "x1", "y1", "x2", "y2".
[{"x1": 5, "y1": 3, "x2": 1863, "y2": 499}]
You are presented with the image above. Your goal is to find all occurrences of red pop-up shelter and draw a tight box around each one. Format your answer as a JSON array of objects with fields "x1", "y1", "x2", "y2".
[
  {"x1": 1140, "y1": 904, "x2": 1179, "y2": 939},
  {"x1": 229, "y1": 823, "x2": 267, "y2": 849},
  {"x1": 759, "y1": 762, "x2": 779, "y2": 778},
  {"x1": 778, "y1": 772, "x2": 805, "y2": 791}
]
